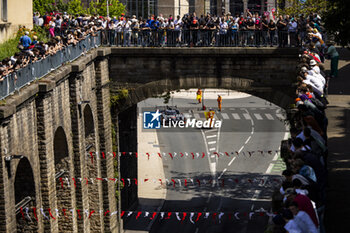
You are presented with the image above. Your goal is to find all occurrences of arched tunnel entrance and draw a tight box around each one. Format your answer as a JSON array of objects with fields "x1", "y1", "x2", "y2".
[
  {"x1": 113, "y1": 85, "x2": 291, "y2": 232},
  {"x1": 53, "y1": 127, "x2": 73, "y2": 232},
  {"x1": 83, "y1": 104, "x2": 102, "y2": 231},
  {"x1": 15, "y1": 157, "x2": 38, "y2": 232}
]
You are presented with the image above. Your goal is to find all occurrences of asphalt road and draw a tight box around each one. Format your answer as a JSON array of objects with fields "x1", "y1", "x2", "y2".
[{"x1": 125, "y1": 90, "x2": 288, "y2": 233}]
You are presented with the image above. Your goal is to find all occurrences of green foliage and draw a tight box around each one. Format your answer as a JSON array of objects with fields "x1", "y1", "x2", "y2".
[
  {"x1": 323, "y1": 0, "x2": 350, "y2": 47},
  {"x1": 33, "y1": 0, "x2": 55, "y2": 15},
  {"x1": 56, "y1": 0, "x2": 69, "y2": 12},
  {"x1": 277, "y1": 0, "x2": 327, "y2": 16},
  {"x1": 91, "y1": 0, "x2": 125, "y2": 17},
  {"x1": 158, "y1": 91, "x2": 171, "y2": 104},
  {"x1": 0, "y1": 38, "x2": 18, "y2": 61},
  {"x1": 110, "y1": 89, "x2": 129, "y2": 107},
  {"x1": 67, "y1": 0, "x2": 87, "y2": 15},
  {"x1": 0, "y1": 25, "x2": 50, "y2": 61}
]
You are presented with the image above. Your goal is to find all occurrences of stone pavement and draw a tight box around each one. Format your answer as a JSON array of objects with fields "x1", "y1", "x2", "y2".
[{"x1": 324, "y1": 47, "x2": 350, "y2": 233}]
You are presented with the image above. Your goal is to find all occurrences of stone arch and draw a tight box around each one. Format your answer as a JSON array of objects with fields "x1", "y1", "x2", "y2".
[
  {"x1": 83, "y1": 104, "x2": 102, "y2": 232},
  {"x1": 14, "y1": 157, "x2": 38, "y2": 232},
  {"x1": 111, "y1": 78, "x2": 294, "y2": 113},
  {"x1": 53, "y1": 126, "x2": 73, "y2": 232}
]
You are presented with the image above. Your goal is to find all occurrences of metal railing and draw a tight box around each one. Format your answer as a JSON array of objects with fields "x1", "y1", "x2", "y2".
[
  {"x1": 0, "y1": 32, "x2": 101, "y2": 100},
  {"x1": 15, "y1": 196, "x2": 32, "y2": 215},
  {"x1": 0, "y1": 29, "x2": 302, "y2": 100},
  {"x1": 101, "y1": 29, "x2": 298, "y2": 48}
]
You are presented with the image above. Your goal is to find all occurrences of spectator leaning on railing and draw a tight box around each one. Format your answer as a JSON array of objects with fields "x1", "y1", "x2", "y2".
[{"x1": 271, "y1": 14, "x2": 334, "y2": 232}]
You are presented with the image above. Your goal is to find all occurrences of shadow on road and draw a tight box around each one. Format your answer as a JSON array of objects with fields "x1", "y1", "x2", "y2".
[{"x1": 123, "y1": 172, "x2": 282, "y2": 233}]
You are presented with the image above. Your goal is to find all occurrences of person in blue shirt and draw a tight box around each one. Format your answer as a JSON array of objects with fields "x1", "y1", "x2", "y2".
[{"x1": 19, "y1": 31, "x2": 32, "y2": 50}]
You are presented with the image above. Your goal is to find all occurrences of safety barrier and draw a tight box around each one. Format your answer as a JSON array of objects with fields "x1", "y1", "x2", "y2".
[
  {"x1": 102, "y1": 29, "x2": 296, "y2": 48},
  {"x1": 0, "y1": 32, "x2": 101, "y2": 100}
]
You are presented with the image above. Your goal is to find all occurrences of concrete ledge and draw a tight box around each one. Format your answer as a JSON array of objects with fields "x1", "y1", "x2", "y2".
[
  {"x1": 0, "y1": 104, "x2": 16, "y2": 119},
  {"x1": 109, "y1": 47, "x2": 300, "y2": 57},
  {"x1": 97, "y1": 47, "x2": 111, "y2": 57},
  {"x1": 38, "y1": 80, "x2": 56, "y2": 93}
]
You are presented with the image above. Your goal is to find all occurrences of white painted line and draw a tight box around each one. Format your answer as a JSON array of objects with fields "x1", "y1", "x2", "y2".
[
  {"x1": 231, "y1": 113, "x2": 241, "y2": 120},
  {"x1": 229, "y1": 108, "x2": 236, "y2": 110},
  {"x1": 260, "y1": 108, "x2": 266, "y2": 110},
  {"x1": 276, "y1": 113, "x2": 284, "y2": 119},
  {"x1": 245, "y1": 136, "x2": 251, "y2": 144},
  {"x1": 208, "y1": 141, "x2": 216, "y2": 145},
  {"x1": 194, "y1": 113, "x2": 200, "y2": 119},
  {"x1": 183, "y1": 113, "x2": 192, "y2": 118},
  {"x1": 221, "y1": 113, "x2": 229, "y2": 119},
  {"x1": 251, "y1": 108, "x2": 256, "y2": 110},
  {"x1": 253, "y1": 113, "x2": 263, "y2": 120},
  {"x1": 206, "y1": 135, "x2": 217, "y2": 139},
  {"x1": 238, "y1": 145, "x2": 244, "y2": 153},
  {"x1": 228, "y1": 157, "x2": 236, "y2": 166},
  {"x1": 243, "y1": 113, "x2": 251, "y2": 120},
  {"x1": 251, "y1": 189, "x2": 262, "y2": 201},
  {"x1": 206, "y1": 128, "x2": 218, "y2": 133},
  {"x1": 209, "y1": 148, "x2": 216, "y2": 151},
  {"x1": 266, "y1": 163, "x2": 274, "y2": 174},
  {"x1": 272, "y1": 152, "x2": 279, "y2": 161},
  {"x1": 209, "y1": 163, "x2": 216, "y2": 175},
  {"x1": 265, "y1": 113, "x2": 274, "y2": 120},
  {"x1": 218, "y1": 168, "x2": 227, "y2": 179}
]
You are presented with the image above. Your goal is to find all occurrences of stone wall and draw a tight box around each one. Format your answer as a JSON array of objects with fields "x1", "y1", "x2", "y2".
[{"x1": 0, "y1": 48, "x2": 117, "y2": 233}]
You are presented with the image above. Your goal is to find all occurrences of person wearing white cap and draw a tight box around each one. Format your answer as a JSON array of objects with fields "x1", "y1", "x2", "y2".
[{"x1": 301, "y1": 67, "x2": 324, "y2": 96}]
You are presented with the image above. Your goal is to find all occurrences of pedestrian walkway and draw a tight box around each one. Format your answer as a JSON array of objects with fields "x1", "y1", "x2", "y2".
[{"x1": 324, "y1": 47, "x2": 350, "y2": 233}]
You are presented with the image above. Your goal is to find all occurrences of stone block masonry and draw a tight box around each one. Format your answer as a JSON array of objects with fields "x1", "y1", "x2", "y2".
[{"x1": 0, "y1": 48, "x2": 118, "y2": 232}]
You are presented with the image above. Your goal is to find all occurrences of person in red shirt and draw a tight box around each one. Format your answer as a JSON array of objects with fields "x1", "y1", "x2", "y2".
[{"x1": 286, "y1": 189, "x2": 319, "y2": 228}]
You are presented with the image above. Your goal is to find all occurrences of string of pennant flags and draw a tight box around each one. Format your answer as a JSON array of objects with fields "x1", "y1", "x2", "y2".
[
  {"x1": 57, "y1": 177, "x2": 282, "y2": 189},
  {"x1": 18, "y1": 207, "x2": 276, "y2": 223},
  {"x1": 87, "y1": 150, "x2": 281, "y2": 163}
]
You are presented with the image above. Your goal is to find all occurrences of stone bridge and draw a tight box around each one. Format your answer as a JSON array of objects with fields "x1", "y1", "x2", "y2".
[{"x1": 0, "y1": 47, "x2": 298, "y2": 232}]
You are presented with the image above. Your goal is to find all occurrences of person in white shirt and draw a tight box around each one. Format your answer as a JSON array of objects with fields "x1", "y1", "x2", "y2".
[
  {"x1": 282, "y1": 209, "x2": 303, "y2": 233},
  {"x1": 289, "y1": 202, "x2": 319, "y2": 233}
]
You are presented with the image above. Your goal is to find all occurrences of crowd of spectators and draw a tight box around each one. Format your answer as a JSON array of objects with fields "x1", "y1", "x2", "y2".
[
  {"x1": 272, "y1": 21, "x2": 339, "y2": 233},
  {"x1": 103, "y1": 10, "x2": 325, "y2": 47},
  {"x1": 0, "y1": 12, "x2": 102, "y2": 80},
  {"x1": 0, "y1": 10, "x2": 330, "y2": 80}
]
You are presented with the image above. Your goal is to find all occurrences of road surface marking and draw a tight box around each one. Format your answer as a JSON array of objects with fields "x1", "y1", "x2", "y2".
[
  {"x1": 251, "y1": 189, "x2": 262, "y2": 201},
  {"x1": 253, "y1": 113, "x2": 263, "y2": 120},
  {"x1": 251, "y1": 108, "x2": 256, "y2": 110},
  {"x1": 218, "y1": 168, "x2": 227, "y2": 179},
  {"x1": 266, "y1": 131, "x2": 288, "y2": 174},
  {"x1": 208, "y1": 141, "x2": 216, "y2": 144},
  {"x1": 194, "y1": 113, "x2": 200, "y2": 119},
  {"x1": 266, "y1": 163, "x2": 275, "y2": 174},
  {"x1": 229, "y1": 108, "x2": 236, "y2": 110},
  {"x1": 231, "y1": 113, "x2": 241, "y2": 120},
  {"x1": 265, "y1": 113, "x2": 274, "y2": 120},
  {"x1": 209, "y1": 147, "x2": 216, "y2": 151},
  {"x1": 206, "y1": 135, "x2": 217, "y2": 138},
  {"x1": 206, "y1": 128, "x2": 217, "y2": 133},
  {"x1": 243, "y1": 113, "x2": 251, "y2": 120},
  {"x1": 220, "y1": 113, "x2": 229, "y2": 119},
  {"x1": 276, "y1": 113, "x2": 284, "y2": 119},
  {"x1": 245, "y1": 136, "x2": 251, "y2": 144},
  {"x1": 228, "y1": 156, "x2": 236, "y2": 166},
  {"x1": 260, "y1": 107, "x2": 266, "y2": 110}
]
